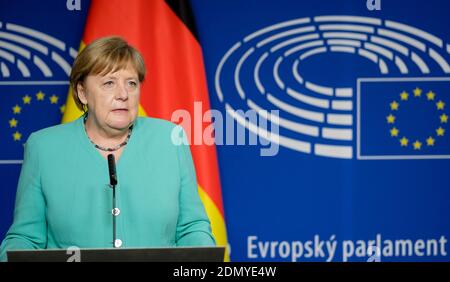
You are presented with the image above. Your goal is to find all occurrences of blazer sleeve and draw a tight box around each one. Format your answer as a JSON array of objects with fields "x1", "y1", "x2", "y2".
[
  {"x1": 174, "y1": 127, "x2": 216, "y2": 246},
  {"x1": 0, "y1": 133, "x2": 47, "y2": 262}
]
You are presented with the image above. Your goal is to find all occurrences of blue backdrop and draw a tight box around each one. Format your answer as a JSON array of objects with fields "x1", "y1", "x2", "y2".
[
  {"x1": 1, "y1": 0, "x2": 449, "y2": 261},
  {"x1": 190, "y1": 0, "x2": 450, "y2": 262}
]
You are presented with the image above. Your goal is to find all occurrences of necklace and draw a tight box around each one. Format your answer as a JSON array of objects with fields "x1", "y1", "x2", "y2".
[{"x1": 83, "y1": 114, "x2": 133, "y2": 152}]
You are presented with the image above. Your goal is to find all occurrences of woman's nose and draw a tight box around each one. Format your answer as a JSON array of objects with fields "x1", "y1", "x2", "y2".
[{"x1": 116, "y1": 82, "x2": 129, "y2": 100}]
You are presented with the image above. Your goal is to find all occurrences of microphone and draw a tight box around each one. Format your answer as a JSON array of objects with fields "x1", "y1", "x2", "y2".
[
  {"x1": 107, "y1": 154, "x2": 117, "y2": 186},
  {"x1": 107, "y1": 154, "x2": 118, "y2": 248}
]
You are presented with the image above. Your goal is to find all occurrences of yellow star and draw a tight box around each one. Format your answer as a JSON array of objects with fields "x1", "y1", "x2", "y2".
[
  {"x1": 390, "y1": 127, "x2": 399, "y2": 137},
  {"x1": 22, "y1": 95, "x2": 32, "y2": 104},
  {"x1": 440, "y1": 113, "x2": 448, "y2": 123},
  {"x1": 49, "y1": 95, "x2": 59, "y2": 104},
  {"x1": 400, "y1": 91, "x2": 409, "y2": 101},
  {"x1": 413, "y1": 87, "x2": 422, "y2": 97},
  {"x1": 400, "y1": 137, "x2": 409, "y2": 147},
  {"x1": 413, "y1": 140, "x2": 422, "y2": 150},
  {"x1": 426, "y1": 91, "x2": 435, "y2": 101},
  {"x1": 13, "y1": 131, "x2": 22, "y2": 141},
  {"x1": 12, "y1": 104, "x2": 21, "y2": 114},
  {"x1": 36, "y1": 91, "x2": 45, "y2": 101},
  {"x1": 436, "y1": 127, "x2": 445, "y2": 136},
  {"x1": 9, "y1": 118, "x2": 18, "y2": 128},
  {"x1": 436, "y1": 100, "x2": 445, "y2": 110},
  {"x1": 386, "y1": 114, "x2": 396, "y2": 124},
  {"x1": 426, "y1": 136, "x2": 435, "y2": 146},
  {"x1": 390, "y1": 101, "x2": 399, "y2": 111},
  {"x1": 60, "y1": 105, "x2": 66, "y2": 114}
]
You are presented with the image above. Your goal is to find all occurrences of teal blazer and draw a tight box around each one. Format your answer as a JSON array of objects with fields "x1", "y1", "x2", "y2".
[{"x1": 0, "y1": 116, "x2": 215, "y2": 261}]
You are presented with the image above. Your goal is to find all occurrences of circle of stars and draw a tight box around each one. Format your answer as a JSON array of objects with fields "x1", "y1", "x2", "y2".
[
  {"x1": 9, "y1": 91, "x2": 66, "y2": 143},
  {"x1": 386, "y1": 87, "x2": 447, "y2": 150}
]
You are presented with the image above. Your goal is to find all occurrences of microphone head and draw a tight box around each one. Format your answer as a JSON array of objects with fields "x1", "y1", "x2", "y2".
[
  {"x1": 107, "y1": 153, "x2": 115, "y2": 163},
  {"x1": 107, "y1": 154, "x2": 118, "y2": 186}
]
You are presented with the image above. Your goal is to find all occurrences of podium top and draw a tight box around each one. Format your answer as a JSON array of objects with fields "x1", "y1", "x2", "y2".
[{"x1": 7, "y1": 246, "x2": 225, "y2": 262}]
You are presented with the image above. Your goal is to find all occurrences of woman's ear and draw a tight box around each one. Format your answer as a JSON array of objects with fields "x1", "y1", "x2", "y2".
[{"x1": 77, "y1": 82, "x2": 88, "y2": 105}]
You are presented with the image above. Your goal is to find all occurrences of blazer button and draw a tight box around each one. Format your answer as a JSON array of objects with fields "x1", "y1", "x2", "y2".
[
  {"x1": 114, "y1": 239, "x2": 123, "y2": 248},
  {"x1": 112, "y1": 208, "x2": 121, "y2": 216}
]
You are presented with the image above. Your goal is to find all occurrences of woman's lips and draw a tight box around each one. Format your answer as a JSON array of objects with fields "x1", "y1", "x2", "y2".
[{"x1": 111, "y1": 109, "x2": 129, "y2": 115}]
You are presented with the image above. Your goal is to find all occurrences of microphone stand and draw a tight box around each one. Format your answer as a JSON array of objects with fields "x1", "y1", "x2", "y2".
[{"x1": 107, "y1": 154, "x2": 118, "y2": 248}]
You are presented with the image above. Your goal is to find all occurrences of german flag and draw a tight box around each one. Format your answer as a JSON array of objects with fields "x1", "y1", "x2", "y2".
[{"x1": 62, "y1": 0, "x2": 229, "y2": 261}]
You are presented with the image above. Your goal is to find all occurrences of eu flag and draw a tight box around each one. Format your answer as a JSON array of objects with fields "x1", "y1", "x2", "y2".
[
  {"x1": 358, "y1": 78, "x2": 450, "y2": 159},
  {"x1": 0, "y1": 82, "x2": 67, "y2": 161}
]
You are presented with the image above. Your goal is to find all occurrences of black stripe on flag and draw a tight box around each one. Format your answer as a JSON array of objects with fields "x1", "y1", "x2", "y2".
[{"x1": 165, "y1": 0, "x2": 199, "y2": 40}]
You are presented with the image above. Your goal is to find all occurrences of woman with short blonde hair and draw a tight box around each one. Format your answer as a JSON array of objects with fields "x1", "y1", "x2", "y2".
[{"x1": 0, "y1": 36, "x2": 215, "y2": 261}]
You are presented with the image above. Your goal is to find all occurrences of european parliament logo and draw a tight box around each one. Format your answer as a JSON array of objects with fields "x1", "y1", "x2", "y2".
[
  {"x1": 0, "y1": 22, "x2": 76, "y2": 163},
  {"x1": 214, "y1": 15, "x2": 450, "y2": 159}
]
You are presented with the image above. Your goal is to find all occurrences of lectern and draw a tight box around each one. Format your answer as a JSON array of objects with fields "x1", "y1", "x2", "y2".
[{"x1": 7, "y1": 246, "x2": 225, "y2": 262}]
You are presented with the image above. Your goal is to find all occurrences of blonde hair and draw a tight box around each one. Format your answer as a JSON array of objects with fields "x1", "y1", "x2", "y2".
[{"x1": 69, "y1": 36, "x2": 146, "y2": 111}]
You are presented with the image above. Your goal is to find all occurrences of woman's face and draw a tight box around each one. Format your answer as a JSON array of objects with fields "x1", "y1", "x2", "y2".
[{"x1": 78, "y1": 66, "x2": 140, "y2": 133}]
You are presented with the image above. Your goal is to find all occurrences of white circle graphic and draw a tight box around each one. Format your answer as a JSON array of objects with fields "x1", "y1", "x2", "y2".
[
  {"x1": 215, "y1": 15, "x2": 450, "y2": 159},
  {"x1": 0, "y1": 22, "x2": 77, "y2": 79}
]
